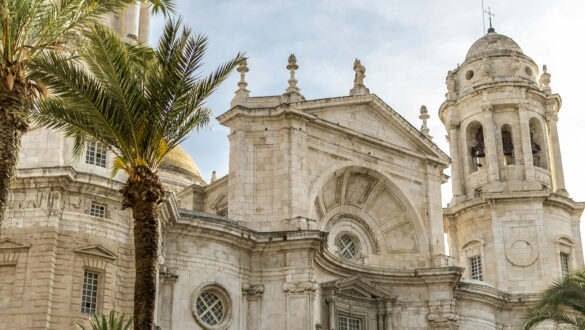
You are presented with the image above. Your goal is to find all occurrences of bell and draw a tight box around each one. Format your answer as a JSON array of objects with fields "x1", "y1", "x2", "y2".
[
  {"x1": 503, "y1": 146, "x2": 514, "y2": 156},
  {"x1": 471, "y1": 145, "x2": 486, "y2": 158},
  {"x1": 531, "y1": 142, "x2": 541, "y2": 155}
]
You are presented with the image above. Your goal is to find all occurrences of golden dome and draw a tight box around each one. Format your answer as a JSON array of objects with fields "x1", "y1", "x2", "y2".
[{"x1": 160, "y1": 146, "x2": 204, "y2": 183}]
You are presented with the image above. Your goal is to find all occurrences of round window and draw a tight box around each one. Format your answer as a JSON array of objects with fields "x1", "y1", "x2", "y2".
[
  {"x1": 524, "y1": 66, "x2": 533, "y2": 77},
  {"x1": 465, "y1": 70, "x2": 474, "y2": 80},
  {"x1": 191, "y1": 285, "x2": 232, "y2": 329},
  {"x1": 196, "y1": 292, "x2": 224, "y2": 326},
  {"x1": 338, "y1": 235, "x2": 357, "y2": 259}
]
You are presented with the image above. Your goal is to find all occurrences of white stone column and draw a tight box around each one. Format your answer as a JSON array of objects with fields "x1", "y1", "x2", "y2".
[
  {"x1": 138, "y1": 1, "x2": 151, "y2": 43},
  {"x1": 546, "y1": 115, "x2": 568, "y2": 195},
  {"x1": 518, "y1": 107, "x2": 535, "y2": 181},
  {"x1": 327, "y1": 297, "x2": 335, "y2": 330},
  {"x1": 447, "y1": 125, "x2": 465, "y2": 203},
  {"x1": 483, "y1": 106, "x2": 500, "y2": 183},
  {"x1": 123, "y1": 2, "x2": 139, "y2": 40}
]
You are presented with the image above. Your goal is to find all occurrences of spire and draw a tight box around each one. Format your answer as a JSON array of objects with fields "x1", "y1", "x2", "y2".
[
  {"x1": 230, "y1": 59, "x2": 250, "y2": 107},
  {"x1": 484, "y1": 6, "x2": 496, "y2": 33},
  {"x1": 539, "y1": 65, "x2": 551, "y2": 95},
  {"x1": 210, "y1": 170, "x2": 217, "y2": 183},
  {"x1": 419, "y1": 105, "x2": 432, "y2": 139},
  {"x1": 349, "y1": 58, "x2": 370, "y2": 96},
  {"x1": 282, "y1": 54, "x2": 304, "y2": 102}
]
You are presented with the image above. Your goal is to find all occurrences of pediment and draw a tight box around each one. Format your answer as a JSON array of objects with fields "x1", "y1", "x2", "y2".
[
  {"x1": 322, "y1": 276, "x2": 391, "y2": 299},
  {"x1": 74, "y1": 245, "x2": 117, "y2": 260},
  {"x1": 0, "y1": 239, "x2": 30, "y2": 251},
  {"x1": 299, "y1": 95, "x2": 449, "y2": 164}
]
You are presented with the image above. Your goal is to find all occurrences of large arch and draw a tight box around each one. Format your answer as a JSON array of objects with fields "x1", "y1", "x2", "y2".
[{"x1": 308, "y1": 164, "x2": 429, "y2": 268}]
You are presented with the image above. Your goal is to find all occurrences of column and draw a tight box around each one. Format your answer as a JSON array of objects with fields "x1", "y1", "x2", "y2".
[
  {"x1": 518, "y1": 107, "x2": 535, "y2": 181},
  {"x1": 138, "y1": 1, "x2": 151, "y2": 43},
  {"x1": 447, "y1": 125, "x2": 465, "y2": 202},
  {"x1": 123, "y1": 2, "x2": 139, "y2": 40},
  {"x1": 327, "y1": 297, "x2": 335, "y2": 330},
  {"x1": 483, "y1": 105, "x2": 500, "y2": 183},
  {"x1": 546, "y1": 115, "x2": 568, "y2": 195}
]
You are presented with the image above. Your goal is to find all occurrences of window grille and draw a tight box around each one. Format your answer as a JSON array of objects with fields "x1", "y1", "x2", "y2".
[
  {"x1": 86, "y1": 141, "x2": 107, "y2": 168},
  {"x1": 470, "y1": 255, "x2": 483, "y2": 281},
  {"x1": 90, "y1": 203, "x2": 105, "y2": 218},
  {"x1": 338, "y1": 235, "x2": 357, "y2": 260},
  {"x1": 81, "y1": 271, "x2": 99, "y2": 314},
  {"x1": 338, "y1": 315, "x2": 361, "y2": 330},
  {"x1": 560, "y1": 252, "x2": 570, "y2": 277},
  {"x1": 196, "y1": 291, "x2": 224, "y2": 326}
]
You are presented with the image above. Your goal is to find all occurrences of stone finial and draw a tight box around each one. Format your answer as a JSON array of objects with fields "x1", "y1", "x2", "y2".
[
  {"x1": 286, "y1": 54, "x2": 300, "y2": 94},
  {"x1": 210, "y1": 170, "x2": 217, "y2": 183},
  {"x1": 350, "y1": 58, "x2": 370, "y2": 96},
  {"x1": 445, "y1": 70, "x2": 456, "y2": 100},
  {"x1": 539, "y1": 64, "x2": 551, "y2": 95},
  {"x1": 231, "y1": 59, "x2": 250, "y2": 107},
  {"x1": 419, "y1": 105, "x2": 432, "y2": 139}
]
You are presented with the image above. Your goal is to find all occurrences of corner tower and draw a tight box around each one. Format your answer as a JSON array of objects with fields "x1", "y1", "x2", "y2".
[{"x1": 440, "y1": 29, "x2": 584, "y2": 293}]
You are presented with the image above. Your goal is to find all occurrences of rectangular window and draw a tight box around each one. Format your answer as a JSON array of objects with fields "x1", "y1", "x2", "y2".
[
  {"x1": 338, "y1": 315, "x2": 361, "y2": 330},
  {"x1": 560, "y1": 252, "x2": 570, "y2": 277},
  {"x1": 85, "y1": 141, "x2": 107, "y2": 168},
  {"x1": 90, "y1": 202, "x2": 105, "y2": 218},
  {"x1": 81, "y1": 270, "x2": 99, "y2": 314},
  {"x1": 470, "y1": 255, "x2": 483, "y2": 281}
]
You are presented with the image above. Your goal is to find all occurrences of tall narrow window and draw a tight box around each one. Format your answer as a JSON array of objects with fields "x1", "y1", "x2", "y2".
[
  {"x1": 529, "y1": 118, "x2": 547, "y2": 169},
  {"x1": 338, "y1": 315, "x2": 361, "y2": 330},
  {"x1": 467, "y1": 122, "x2": 486, "y2": 172},
  {"x1": 560, "y1": 252, "x2": 570, "y2": 277},
  {"x1": 86, "y1": 141, "x2": 107, "y2": 168},
  {"x1": 469, "y1": 255, "x2": 483, "y2": 281},
  {"x1": 501, "y1": 125, "x2": 515, "y2": 165},
  {"x1": 81, "y1": 270, "x2": 99, "y2": 314}
]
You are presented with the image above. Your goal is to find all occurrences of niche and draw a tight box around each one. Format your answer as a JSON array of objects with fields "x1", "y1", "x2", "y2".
[{"x1": 467, "y1": 122, "x2": 486, "y2": 172}]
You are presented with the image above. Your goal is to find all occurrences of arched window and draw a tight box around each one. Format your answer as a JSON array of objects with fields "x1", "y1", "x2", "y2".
[
  {"x1": 501, "y1": 125, "x2": 515, "y2": 165},
  {"x1": 529, "y1": 118, "x2": 547, "y2": 169},
  {"x1": 467, "y1": 122, "x2": 486, "y2": 172}
]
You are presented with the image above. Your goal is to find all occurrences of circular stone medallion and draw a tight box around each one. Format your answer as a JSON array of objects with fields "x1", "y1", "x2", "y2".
[{"x1": 505, "y1": 240, "x2": 538, "y2": 266}]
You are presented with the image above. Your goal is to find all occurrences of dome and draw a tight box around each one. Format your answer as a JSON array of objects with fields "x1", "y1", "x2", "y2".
[
  {"x1": 160, "y1": 146, "x2": 204, "y2": 183},
  {"x1": 465, "y1": 31, "x2": 523, "y2": 61}
]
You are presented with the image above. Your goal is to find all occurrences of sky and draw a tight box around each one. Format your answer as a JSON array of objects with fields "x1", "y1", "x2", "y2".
[{"x1": 148, "y1": 0, "x2": 585, "y2": 209}]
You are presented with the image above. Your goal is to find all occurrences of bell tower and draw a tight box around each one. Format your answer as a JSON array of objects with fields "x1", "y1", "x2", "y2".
[{"x1": 440, "y1": 29, "x2": 584, "y2": 293}]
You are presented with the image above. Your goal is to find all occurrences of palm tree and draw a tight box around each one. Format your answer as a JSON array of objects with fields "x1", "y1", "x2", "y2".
[
  {"x1": 0, "y1": 0, "x2": 174, "y2": 229},
  {"x1": 29, "y1": 20, "x2": 243, "y2": 329},
  {"x1": 77, "y1": 310, "x2": 133, "y2": 330},
  {"x1": 520, "y1": 271, "x2": 585, "y2": 329}
]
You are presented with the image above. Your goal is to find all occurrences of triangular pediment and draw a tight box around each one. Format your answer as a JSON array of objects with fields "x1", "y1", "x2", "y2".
[
  {"x1": 322, "y1": 276, "x2": 390, "y2": 299},
  {"x1": 0, "y1": 239, "x2": 30, "y2": 251},
  {"x1": 74, "y1": 245, "x2": 117, "y2": 260},
  {"x1": 298, "y1": 95, "x2": 450, "y2": 164}
]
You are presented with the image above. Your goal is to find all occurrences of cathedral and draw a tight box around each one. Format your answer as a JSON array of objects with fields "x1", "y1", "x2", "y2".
[{"x1": 0, "y1": 5, "x2": 583, "y2": 330}]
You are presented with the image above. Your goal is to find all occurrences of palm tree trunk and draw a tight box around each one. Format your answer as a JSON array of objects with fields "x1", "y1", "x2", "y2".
[
  {"x1": 121, "y1": 167, "x2": 164, "y2": 330},
  {"x1": 0, "y1": 86, "x2": 28, "y2": 229}
]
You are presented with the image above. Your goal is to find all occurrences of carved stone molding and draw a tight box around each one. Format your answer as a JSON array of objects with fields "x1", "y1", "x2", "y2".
[
  {"x1": 283, "y1": 281, "x2": 319, "y2": 295},
  {"x1": 242, "y1": 283, "x2": 264, "y2": 300}
]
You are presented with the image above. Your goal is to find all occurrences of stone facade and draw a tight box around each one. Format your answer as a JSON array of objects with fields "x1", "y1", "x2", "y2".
[{"x1": 0, "y1": 14, "x2": 583, "y2": 330}]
